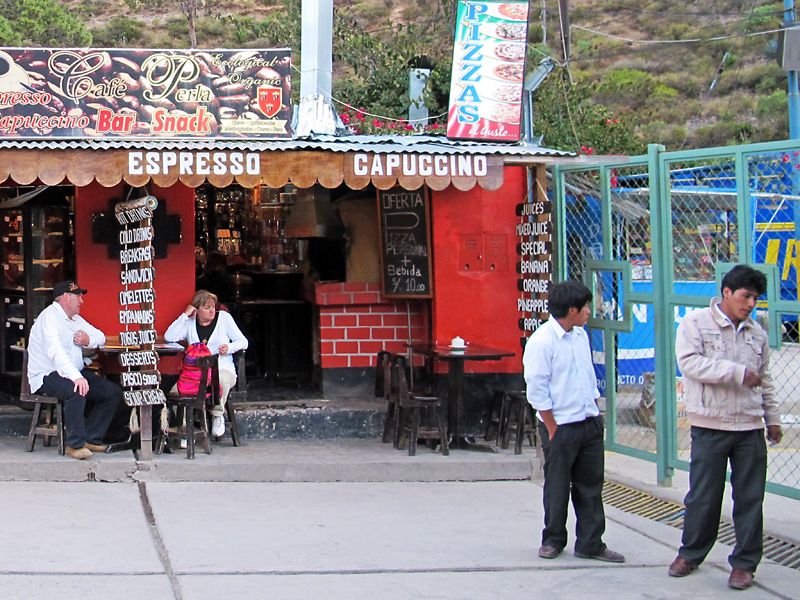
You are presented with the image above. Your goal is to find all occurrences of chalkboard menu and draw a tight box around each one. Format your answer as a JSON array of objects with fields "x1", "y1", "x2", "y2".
[{"x1": 377, "y1": 186, "x2": 433, "y2": 298}]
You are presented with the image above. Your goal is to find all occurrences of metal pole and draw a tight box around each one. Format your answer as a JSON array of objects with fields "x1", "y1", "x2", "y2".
[
  {"x1": 786, "y1": 0, "x2": 800, "y2": 139},
  {"x1": 648, "y1": 143, "x2": 674, "y2": 487}
]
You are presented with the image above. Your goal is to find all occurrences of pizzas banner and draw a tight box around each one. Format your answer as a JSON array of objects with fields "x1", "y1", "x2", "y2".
[
  {"x1": 446, "y1": 1, "x2": 530, "y2": 142},
  {"x1": 0, "y1": 48, "x2": 292, "y2": 139}
]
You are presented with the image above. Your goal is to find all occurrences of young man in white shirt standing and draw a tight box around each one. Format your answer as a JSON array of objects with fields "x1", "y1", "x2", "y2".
[
  {"x1": 523, "y1": 280, "x2": 624, "y2": 563},
  {"x1": 27, "y1": 280, "x2": 123, "y2": 460}
]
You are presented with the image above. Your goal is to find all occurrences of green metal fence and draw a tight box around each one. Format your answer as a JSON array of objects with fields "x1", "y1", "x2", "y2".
[{"x1": 553, "y1": 141, "x2": 800, "y2": 499}]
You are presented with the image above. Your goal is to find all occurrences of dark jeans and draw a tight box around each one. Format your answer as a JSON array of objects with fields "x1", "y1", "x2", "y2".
[
  {"x1": 39, "y1": 369, "x2": 123, "y2": 450},
  {"x1": 679, "y1": 426, "x2": 767, "y2": 572},
  {"x1": 537, "y1": 415, "x2": 606, "y2": 555}
]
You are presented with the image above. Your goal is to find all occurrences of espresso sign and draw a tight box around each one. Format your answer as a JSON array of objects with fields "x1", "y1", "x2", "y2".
[
  {"x1": 377, "y1": 186, "x2": 433, "y2": 298},
  {"x1": 0, "y1": 48, "x2": 291, "y2": 139},
  {"x1": 116, "y1": 195, "x2": 165, "y2": 407}
]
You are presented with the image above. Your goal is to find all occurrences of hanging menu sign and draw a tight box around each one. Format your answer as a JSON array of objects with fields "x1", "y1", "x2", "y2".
[
  {"x1": 377, "y1": 186, "x2": 434, "y2": 298},
  {"x1": 446, "y1": 1, "x2": 530, "y2": 141},
  {"x1": 115, "y1": 195, "x2": 165, "y2": 406},
  {"x1": 0, "y1": 47, "x2": 292, "y2": 139},
  {"x1": 517, "y1": 177, "x2": 552, "y2": 348}
]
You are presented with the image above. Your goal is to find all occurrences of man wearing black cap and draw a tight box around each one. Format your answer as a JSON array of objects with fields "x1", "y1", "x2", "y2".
[{"x1": 26, "y1": 280, "x2": 123, "y2": 459}]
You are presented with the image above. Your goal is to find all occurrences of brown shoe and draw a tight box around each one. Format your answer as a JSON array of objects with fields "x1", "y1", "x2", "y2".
[
  {"x1": 538, "y1": 545, "x2": 561, "y2": 559},
  {"x1": 84, "y1": 442, "x2": 108, "y2": 452},
  {"x1": 66, "y1": 446, "x2": 92, "y2": 460},
  {"x1": 574, "y1": 547, "x2": 625, "y2": 563},
  {"x1": 668, "y1": 555, "x2": 697, "y2": 577},
  {"x1": 728, "y1": 568, "x2": 755, "y2": 590}
]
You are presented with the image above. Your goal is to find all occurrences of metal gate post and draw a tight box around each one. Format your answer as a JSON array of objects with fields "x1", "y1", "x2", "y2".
[{"x1": 648, "y1": 144, "x2": 675, "y2": 486}]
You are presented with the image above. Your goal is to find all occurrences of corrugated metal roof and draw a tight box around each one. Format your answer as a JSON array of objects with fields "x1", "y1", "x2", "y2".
[{"x1": 0, "y1": 134, "x2": 573, "y2": 157}]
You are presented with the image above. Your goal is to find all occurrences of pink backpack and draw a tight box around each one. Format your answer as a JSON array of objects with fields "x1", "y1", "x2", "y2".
[{"x1": 177, "y1": 343, "x2": 216, "y2": 397}]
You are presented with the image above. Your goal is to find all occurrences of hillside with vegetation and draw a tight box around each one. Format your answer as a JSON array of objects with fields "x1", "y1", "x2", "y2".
[{"x1": 0, "y1": 0, "x2": 792, "y2": 155}]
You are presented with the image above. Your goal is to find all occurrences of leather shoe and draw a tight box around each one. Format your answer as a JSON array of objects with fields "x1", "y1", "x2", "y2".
[
  {"x1": 84, "y1": 442, "x2": 108, "y2": 452},
  {"x1": 574, "y1": 547, "x2": 625, "y2": 563},
  {"x1": 728, "y1": 568, "x2": 755, "y2": 590},
  {"x1": 66, "y1": 446, "x2": 92, "y2": 460},
  {"x1": 538, "y1": 545, "x2": 561, "y2": 559},
  {"x1": 668, "y1": 555, "x2": 697, "y2": 577}
]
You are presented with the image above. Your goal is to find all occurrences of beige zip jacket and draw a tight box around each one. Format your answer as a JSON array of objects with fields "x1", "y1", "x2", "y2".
[{"x1": 676, "y1": 298, "x2": 780, "y2": 431}]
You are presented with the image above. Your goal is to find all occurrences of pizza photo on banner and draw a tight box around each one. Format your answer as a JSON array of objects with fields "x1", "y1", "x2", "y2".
[{"x1": 446, "y1": 1, "x2": 530, "y2": 142}]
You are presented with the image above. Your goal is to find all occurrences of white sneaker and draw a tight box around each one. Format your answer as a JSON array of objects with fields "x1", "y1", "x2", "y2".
[
  {"x1": 212, "y1": 415, "x2": 225, "y2": 438},
  {"x1": 179, "y1": 438, "x2": 187, "y2": 449}
]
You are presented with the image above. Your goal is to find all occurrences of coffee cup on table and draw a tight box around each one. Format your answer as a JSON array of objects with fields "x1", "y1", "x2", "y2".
[{"x1": 451, "y1": 336, "x2": 466, "y2": 349}]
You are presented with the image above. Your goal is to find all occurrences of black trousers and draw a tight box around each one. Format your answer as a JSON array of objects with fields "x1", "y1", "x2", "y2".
[
  {"x1": 538, "y1": 415, "x2": 606, "y2": 555},
  {"x1": 679, "y1": 426, "x2": 767, "y2": 572},
  {"x1": 39, "y1": 369, "x2": 123, "y2": 450}
]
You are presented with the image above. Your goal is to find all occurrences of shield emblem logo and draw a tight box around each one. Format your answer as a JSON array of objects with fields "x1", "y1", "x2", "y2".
[{"x1": 257, "y1": 86, "x2": 282, "y2": 118}]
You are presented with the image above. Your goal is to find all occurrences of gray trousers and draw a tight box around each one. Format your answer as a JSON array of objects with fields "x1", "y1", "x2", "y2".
[{"x1": 679, "y1": 426, "x2": 767, "y2": 572}]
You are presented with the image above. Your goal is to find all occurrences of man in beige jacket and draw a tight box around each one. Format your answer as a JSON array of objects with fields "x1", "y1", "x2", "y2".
[{"x1": 668, "y1": 265, "x2": 782, "y2": 590}]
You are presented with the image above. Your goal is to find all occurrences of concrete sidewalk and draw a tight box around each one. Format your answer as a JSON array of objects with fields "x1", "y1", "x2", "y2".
[
  {"x1": 3, "y1": 432, "x2": 800, "y2": 544},
  {"x1": 0, "y1": 477, "x2": 798, "y2": 599}
]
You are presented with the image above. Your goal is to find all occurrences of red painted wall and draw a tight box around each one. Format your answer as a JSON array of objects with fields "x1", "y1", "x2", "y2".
[
  {"x1": 430, "y1": 167, "x2": 525, "y2": 373},
  {"x1": 74, "y1": 181, "x2": 196, "y2": 371}
]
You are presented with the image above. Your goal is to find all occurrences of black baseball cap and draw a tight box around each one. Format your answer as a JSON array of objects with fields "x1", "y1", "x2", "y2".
[{"x1": 53, "y1": 280, "x2": 88, "y2": 297}]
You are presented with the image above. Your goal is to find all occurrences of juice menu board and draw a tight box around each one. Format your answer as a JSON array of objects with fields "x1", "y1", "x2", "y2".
[
  {"x1": 0, "y1": 48, "x2": 291, "y2": 139},
  {"x1": 446, "y1": 1, "x2": 530, "y2": 142}
]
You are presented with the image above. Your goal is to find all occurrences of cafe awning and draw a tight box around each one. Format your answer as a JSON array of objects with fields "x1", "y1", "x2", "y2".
[{"x1": 0, "y1": 135, "x2": 572, "y2": 192}]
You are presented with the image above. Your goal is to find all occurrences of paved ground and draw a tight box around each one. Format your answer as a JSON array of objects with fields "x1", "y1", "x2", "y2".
[{"x1": 0, "y1": 437, "x2": 799, "y2": 599}]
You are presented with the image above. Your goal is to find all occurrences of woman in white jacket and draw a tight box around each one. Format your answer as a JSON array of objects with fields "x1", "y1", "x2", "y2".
[{"x1": 165, "y1": 289, "x2": 249, "y2": 438}]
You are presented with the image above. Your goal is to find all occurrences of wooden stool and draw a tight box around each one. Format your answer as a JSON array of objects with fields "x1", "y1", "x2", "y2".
[
  {"x1": 156, "y1": 354, "x2": 218, "y2": 459},
  {"x1": 21, "y1": 350, "x2": 65, "y2": 455},
  {"x1": 484, "y1": 389, "x2": 508, "y2": 443},
  {"x1": 393, "y1": 355, "x2": 449, "y2": 456},
  {"x1": 500, "y1": 391, "x2": 537, "y2": 454}
]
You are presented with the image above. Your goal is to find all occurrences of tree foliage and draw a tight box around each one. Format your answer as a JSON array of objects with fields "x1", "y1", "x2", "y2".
[
  {"x1": 0, "y1": 0, "x2": 91, "y2": 46},
  {"x1": 533, "y1": 70, "x2": 646, "y2": 155}
]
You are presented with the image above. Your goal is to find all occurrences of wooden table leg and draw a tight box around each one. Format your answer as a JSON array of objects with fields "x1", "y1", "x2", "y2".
[
  {"x1": 139, "y1": 406, "x2": 153, "y2": 461},
  {"x1": 449, "y1": 357, "x2": 496, "y2": 453}
]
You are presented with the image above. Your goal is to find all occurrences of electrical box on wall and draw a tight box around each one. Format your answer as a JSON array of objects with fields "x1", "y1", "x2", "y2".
[
  {"x1": 458, "y1": 233, "x2": 508, "y2": 271},
  {"x1": 483, "y1": 234, "x2": 508, "y2": 271},
  {"x1": 459, "y1": 233, "x2": 482, "y2": 270}
]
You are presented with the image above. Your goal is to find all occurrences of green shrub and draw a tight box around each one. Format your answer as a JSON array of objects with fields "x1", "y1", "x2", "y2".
[{"x1": 90, "y1": 16, "x2": 145, "y2": 47}]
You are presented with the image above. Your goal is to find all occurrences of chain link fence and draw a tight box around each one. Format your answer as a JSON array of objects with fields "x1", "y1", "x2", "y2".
[{"x1": 556, "y1": 143, "x2": 800, "y2": 497}]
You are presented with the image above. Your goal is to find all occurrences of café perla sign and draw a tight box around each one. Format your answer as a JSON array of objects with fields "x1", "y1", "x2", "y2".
[{"x1": 128, "y1": 151, "x2": 261, "y2": 176}]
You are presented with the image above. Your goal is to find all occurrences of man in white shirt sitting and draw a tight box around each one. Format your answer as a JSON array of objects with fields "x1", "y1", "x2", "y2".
[
  {"x1": 523, "y1": 280, "x2": 624, "y2": 563},
  {"x1": 27, "y1": 280, "x2": 123, "y2": 460}
]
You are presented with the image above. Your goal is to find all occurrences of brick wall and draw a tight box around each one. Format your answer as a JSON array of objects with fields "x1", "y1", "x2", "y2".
[{"x1": 312, "y1": 282, "x2": 428, "y2": 369}]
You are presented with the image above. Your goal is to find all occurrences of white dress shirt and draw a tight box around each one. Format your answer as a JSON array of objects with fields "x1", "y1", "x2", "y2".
[
  {"x1": 523, "y1": 317, "x2": 600, "y2": 425},
  {"x1": 27, "y1": 301, "x2": 106, "y2": 393}
]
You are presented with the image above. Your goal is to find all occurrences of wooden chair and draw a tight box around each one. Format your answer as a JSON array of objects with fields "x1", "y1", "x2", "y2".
[
  {"x1": 375, "y1": 350, "x2": 398, "y2": 443},
  {"x1": 20, "y1": 350, "x2": 65, "y2": 455},
  {"x1": 218, "y1": 349, "x2": 245, "y2": 446},
  {"x1": 393, "y1": 355, "x2": 449, "y2": 456},
  {"x1": 156, "y1": 354, "x2": 218, "y2": 459}
]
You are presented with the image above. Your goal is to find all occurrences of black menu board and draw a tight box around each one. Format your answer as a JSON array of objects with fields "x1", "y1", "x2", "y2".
[{"x1": 377, "y1": 186, "x2": 433, "y2": 298}]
